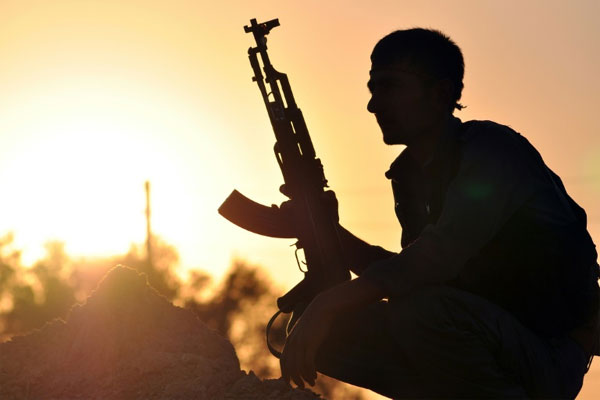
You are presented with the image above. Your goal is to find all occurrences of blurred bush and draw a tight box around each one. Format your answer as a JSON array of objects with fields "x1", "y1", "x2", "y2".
[{"x1": 0, "y1": 232, "x2": 367, "y2": 399}]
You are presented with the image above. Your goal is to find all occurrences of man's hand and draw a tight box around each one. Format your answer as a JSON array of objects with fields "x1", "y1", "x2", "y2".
[
  {"x1": 279, "y1": 186, "x2": 340, "y2": 224},
  {"x1": 280, "y1": 277, "x2": 387, "y2": 388},
  {"x1": 280, "y1": 293, "x2": 333, "y2": 388}
]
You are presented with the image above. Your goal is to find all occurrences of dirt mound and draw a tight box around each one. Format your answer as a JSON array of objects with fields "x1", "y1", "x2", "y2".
[
  {"x1": 0, "y1": 266, "x2": 320, "y2": 400},
  {"x1": 225, "y1": 372, "x2": 321, "y2": 400}
]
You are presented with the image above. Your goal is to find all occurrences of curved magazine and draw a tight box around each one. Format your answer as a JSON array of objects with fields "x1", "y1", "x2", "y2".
[{"x1": 218, "y1": 190, "x2": 295, "y2": 239}]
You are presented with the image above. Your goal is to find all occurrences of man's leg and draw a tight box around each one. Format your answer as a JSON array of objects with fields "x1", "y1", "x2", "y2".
[
  {"x1": 315, "y1": 286, "x2": 589, "y2": 399},
  {"x1": 387, "y1": 286, "x2": 589, "y2": 398},
  {"x1": 315, "y1": 300, "x2": 428, "y2": 399}
]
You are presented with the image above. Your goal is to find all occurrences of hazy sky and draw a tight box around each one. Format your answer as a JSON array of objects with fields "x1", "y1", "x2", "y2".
[
  {"x1": 1, "y1": 0, "x2": 599, "y2": 398},
  {"x1": 1, "y1": 0, "x2": 598, "y2": 273},
  {"x1": 3, "y1": 0, "x2": 598, "y2": 279}
]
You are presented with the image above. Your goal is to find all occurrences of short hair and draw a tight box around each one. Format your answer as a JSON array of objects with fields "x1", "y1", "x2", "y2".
[{"x1": 371, "y1": 28, "x2": 465, "y2": 111}]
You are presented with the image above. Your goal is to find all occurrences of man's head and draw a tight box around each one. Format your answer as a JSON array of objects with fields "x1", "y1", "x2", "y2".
[{"x1": 367, "y1": 28, "x2": 465, "y2": 146}]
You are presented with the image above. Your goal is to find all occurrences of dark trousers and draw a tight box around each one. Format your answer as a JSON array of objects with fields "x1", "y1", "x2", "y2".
[{"x1": 315, "y1": 286, "x2": 589, "y2": 399}]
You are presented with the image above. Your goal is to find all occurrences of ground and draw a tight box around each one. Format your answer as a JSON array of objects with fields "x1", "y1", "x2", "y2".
[{"x1": 0, "y1": 266, "x2": 321, "y2": 400}]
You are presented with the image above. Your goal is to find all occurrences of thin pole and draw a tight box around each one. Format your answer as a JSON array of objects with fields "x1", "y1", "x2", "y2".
[{"x1": 145, "y1": 180, "x2": 152, "y2": 268}]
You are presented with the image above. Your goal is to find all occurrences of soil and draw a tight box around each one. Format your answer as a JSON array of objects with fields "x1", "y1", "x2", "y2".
[{"x1": 0, "y1": 266, "x2": 320, "y2": 400}]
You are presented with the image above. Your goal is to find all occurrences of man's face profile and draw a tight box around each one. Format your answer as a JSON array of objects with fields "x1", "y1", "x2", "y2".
[{"x1": 367, "y1": 61, "x2": 441, "y2": 146}]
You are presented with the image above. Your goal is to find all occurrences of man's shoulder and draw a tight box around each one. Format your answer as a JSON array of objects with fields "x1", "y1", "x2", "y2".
[
  {"x1": 459, "y1": 119, "x2": 533, "y2": 159},
  {"x1": 460, "y1": 119, "x2": 522, "y2": 144}
]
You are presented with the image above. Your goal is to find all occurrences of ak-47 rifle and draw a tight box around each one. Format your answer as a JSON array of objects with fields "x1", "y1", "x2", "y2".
[{"x1": 218, "y1": 18, "x2": 350, "y2": 358}]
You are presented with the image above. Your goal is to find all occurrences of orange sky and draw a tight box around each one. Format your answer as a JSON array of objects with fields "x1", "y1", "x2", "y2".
[{"x1": 0, "y1": 1, "x2": 599, "y2": 397}]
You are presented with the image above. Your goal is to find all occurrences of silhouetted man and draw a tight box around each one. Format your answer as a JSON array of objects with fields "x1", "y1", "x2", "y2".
[{"x1": 280, "y1": 28, "x2": 599, "y2": 399}]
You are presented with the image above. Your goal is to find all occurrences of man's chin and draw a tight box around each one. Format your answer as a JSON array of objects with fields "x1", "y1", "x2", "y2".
[{"x1": 382, "y1": 132, "x2": 403, "y2": 145}]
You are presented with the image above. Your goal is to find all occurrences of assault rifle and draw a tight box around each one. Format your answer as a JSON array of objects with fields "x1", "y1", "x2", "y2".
[{"x1": 218, "y1": 18, "x2": 350, "y2": 357}]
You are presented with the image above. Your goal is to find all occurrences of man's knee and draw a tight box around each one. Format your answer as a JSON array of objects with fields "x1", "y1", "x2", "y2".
[
  {"x1": 389, "y1": 285, "x2": 467, "y2": 324},
  {"x1": 387, "y1": 286, "x2": 495, "y2": 355}
]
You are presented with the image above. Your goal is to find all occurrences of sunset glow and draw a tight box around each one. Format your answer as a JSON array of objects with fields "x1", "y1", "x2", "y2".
[{"x1": 1, "y1": 1, "x2": 599, "y2": 396}]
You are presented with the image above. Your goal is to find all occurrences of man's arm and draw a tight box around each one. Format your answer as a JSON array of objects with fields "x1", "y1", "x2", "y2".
[
  {"x1": 283, "y1": 190, "x2": 396, "y2": 275},
  {"x1": 280, "y1": 274, "x2": 386, "y2": 388},
  {"x1": 362, "y1": 123, "x2": 539, "y2": 297},
  {"x1": 337, "y1": 225, "x2": 396, "y2": 275}
]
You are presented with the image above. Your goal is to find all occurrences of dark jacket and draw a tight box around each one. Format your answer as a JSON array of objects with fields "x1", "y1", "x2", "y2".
[{"x1": 386, "y1": 119, "x2": 599, "y2": 339}]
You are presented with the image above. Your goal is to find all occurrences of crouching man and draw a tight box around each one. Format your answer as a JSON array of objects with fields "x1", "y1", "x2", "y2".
[{"x1": 280, "y1": 28, "x2": 599, "y2": 399}]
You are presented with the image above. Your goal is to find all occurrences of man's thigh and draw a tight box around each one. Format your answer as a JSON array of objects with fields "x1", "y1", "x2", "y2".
[
  {"x1": 315, "y1": 300, "x2": 427, "y2": 398},
  {"x1": 316, "y1": 286, "x2": 588, "y2": 399}
]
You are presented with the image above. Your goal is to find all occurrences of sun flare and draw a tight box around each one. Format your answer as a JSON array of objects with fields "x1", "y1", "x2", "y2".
[{"x1": 0, "y1": 77, "x2": 213, "y2": 266}]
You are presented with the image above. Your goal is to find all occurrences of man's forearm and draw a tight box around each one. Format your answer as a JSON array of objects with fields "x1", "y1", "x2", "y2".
[{"x1": 337, "y1": 225, "x2": 395, "y2": 275}]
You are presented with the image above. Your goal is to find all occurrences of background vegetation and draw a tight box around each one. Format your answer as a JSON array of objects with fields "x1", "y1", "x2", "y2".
[{"x1": 0, "y1": 232, "x2": 367, "y2": 399}]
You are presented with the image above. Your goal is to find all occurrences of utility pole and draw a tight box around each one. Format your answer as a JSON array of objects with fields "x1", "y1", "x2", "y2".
[{"x1": 145, "y1": 180, "x2": 153, "y2": 268}]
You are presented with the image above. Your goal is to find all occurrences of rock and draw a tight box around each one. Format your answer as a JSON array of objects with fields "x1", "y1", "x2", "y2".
[
  {"x1": 224, "y1": 371, "x2": 322, "y2": 399},
  {"x1": 0, "y1": 266, "x2": 320, "y2": 400}
]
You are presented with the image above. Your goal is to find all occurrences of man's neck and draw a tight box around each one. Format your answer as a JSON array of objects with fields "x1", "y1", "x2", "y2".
[{"x1": 406, "y1": 114, "x2": 453, "y2": 166}]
